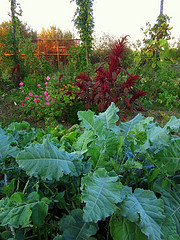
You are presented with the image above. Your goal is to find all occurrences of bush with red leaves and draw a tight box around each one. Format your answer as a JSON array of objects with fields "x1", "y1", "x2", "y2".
[{"x1": 70, "y1": 36, "x2": 147, "y2": 112}]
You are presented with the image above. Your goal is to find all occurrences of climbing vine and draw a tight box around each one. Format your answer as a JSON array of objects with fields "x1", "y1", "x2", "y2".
[{"x1": 71, "y1": 0, "x2": 94, "y2": 65}]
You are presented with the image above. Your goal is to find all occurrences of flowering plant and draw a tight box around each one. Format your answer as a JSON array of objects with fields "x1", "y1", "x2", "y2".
[{"x1": 18, "y1": 75, "x2": 76, "y2": 125}]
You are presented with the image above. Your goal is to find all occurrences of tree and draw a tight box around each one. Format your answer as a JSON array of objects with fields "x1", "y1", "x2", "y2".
[
  {"x1": 39, "y1": 26, "x2": 63, "y2": 39},
  {"x1": 38, "y1": 25, "x2": 74, "y2": 39},
  {"x1": 71, "y1": 0, "x2": 94, "y2": 65}
]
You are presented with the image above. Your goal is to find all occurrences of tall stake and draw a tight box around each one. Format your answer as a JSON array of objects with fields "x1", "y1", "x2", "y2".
[
  {"x1": 10, "y1": 0, "x2": 18, "y2": 65},
  {"x1": 160, "y1": 0, "x2": 164, "y2": 15}
]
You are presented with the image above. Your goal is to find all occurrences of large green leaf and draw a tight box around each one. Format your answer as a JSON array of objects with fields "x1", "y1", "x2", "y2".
[
  {"x1": 16, "y1": 139, "x2": 82, "y2": 180},
  {"x1": 6, "y1": 121, "x2": 37, "y2": 148},
  {"x1": 96, "y1": 102, "x2": 119, "y2": 132},
  {"x1": 88, "y1": 144, "x2": 107, "y2": 169},
  {"x1": 155, "y1": 139, "x2": 180, "y2": 175},
  {"x1": 87, "y1": 131, "x2": 118, "y2": 170},
  {"x1": 78, "y1": 103, "x2": 119, "y2": 136},
  {"x1": 119, "y1": 187, "x2": 165, "y2": 240},
  {"x1": 146, "y1": 125, "x2": 170, "y2": 150},
  {"x1": 0, "y1": 127, "x2": 5, "y2": 134},
  {"x1": 78, "y1": 110, "x2": 103, "y2": 136},
  {"x1": 72, "y1": 130, "x2": 94, "y2": 152},
  {"x1": 59, "y1": 209, "x2": 98, "y2": 240},
  {"x1": 97, "y1": 130, "x2": 118, "y2": 156},
  {"x1": 0, "y1": 192, "x2": 48, "y2": 228},
  {"x1": 0, "y1": 198, "x2": 31, "y2": 228},
  {"x1": 154, "y1": 182, "x2": 180, "y2": 235},
  {"x1": 119, "y1": 114, "x2": 145, "y2": 137},
  {"x1": 137, "y1": 124, "x2": 171, "y2": 154},
  {"x1": 81, "y1": 168, "x2": 122, "y2": 222},
  {"x1": 164, "y1": 116, "x2": 180, "y2": 133},
  {"x1": 31, "y1": 199, "x2": 48, "y2": 227},
  {"x1": 110, "y1": 214, "x2": 147, "y2": 240},
  {"x1": 0, "y1": 133, "x2": 19, "y2": 160},
  {"x1": 161, "y1": 215, "x2": 180, "y2": 240}
]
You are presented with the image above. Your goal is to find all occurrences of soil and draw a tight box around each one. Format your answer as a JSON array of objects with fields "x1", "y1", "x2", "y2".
[
  {"x1": 0, "y1": 95, "x2": 179, "y2": 129},
  {"x1": 0, "y1": 97, "x2": 45, "y2": 128}
]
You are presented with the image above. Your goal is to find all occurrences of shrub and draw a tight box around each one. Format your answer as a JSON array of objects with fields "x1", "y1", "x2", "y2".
[{"x1": 18, "y1": 75, "x2": 76, "y2": 125}]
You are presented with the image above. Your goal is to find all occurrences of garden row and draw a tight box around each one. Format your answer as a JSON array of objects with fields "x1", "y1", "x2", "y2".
[{"x1": 0, "y1": 103, "x2": 179, "y2": 239}]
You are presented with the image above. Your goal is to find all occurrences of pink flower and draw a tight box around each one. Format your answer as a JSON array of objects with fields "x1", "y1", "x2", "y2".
[
  {"x1": 29, "y1": 93, "x2": 33, "y2": 97},
  {"x1": 22, "y1": 102, "x2": 25, "y2": 106},
  {"x1": 46, "y1": 76, "x2": 50, "y2": 81},
  {"x1": 44, "y1": 102, "x2": 50, "y2": 105},
  {"x1": 34, "y1": 95, "x2": 38, "y2": 98},
  {"x1": 21, "y1": 90, "x2": 24, "y2": 93},
  {"x1": 40, "y1": 95, "x2": 43, "y2": 98},
  {"x1": 44, "y1": 91, "x2": 48, "y2": 96},
  {"x1": 25, "y1": 96, "x2": 29, "y2": 100},
  {"x1": 19, "y1": 87, "x2": 22, "y2": 90},
  {"x1": 37, "y1": 84, "x2": 41, "y2": 87},
  {"x1": 34, "y1": 98, "x2": 37, "y2": 103},
  {"x1": 45, "y1": 97, "x2": 49, "y2": 101},
  {"x1": 45, "y1": 82, "x2": 48, "y2": 85},
  {"x1": 37, "y1": 98, "x2": 40, "y2": 102},
  {"x1": 19, "y1": 82, "x2": 23, "y2": 86}
]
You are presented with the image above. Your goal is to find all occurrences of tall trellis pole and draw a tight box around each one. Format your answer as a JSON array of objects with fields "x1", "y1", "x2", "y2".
[{"x1": 160, "y1": 0, "x2": 164, "y2": 15}]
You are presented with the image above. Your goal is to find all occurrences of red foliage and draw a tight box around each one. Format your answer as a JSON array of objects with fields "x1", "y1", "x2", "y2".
[
  {"x1": 70, "y1": 36, "x2": 147, "y2": 113},
  {"x1": 121, "y1": 74, "x2": 139, "y2": 90},
  {"x1": 130, "y1": 90, "x2": 147, "y2": 103},
  {"x1": 111, "y1": 38, "x2": 127, "y2": 58},
  {"x1": 11, "y1": 63, "x2": 21, "y2": 87}
]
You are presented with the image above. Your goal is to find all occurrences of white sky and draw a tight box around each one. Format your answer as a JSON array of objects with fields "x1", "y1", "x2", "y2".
[{"x1": 0, "y1": 0, "x2": 179, "y2": 44}]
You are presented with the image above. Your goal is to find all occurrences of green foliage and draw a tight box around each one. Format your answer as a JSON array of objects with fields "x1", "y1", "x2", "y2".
[
  {"x1": 155, "y1": 139, "x2": 180, "y2": 175},
  {"x1": 110, "y1": 214, "x2": 147, "y2": 240},
  {"x1": 119, "y1": 187, "x2": 165, "y2": 240},
  {"x1": 58, "y1": 209, "x2": 98, "y2": 239},
  {"x1": 133, "y1": 15, "x2": 180, "y2": 109},
  {"x1": 67, "y1": 45, "x2": 94, "y2": 76},
  {"x1": 0, "y1": 191, "x2": 48, "y2": 228},
  {"x1": 154, "y1": 182, "x2": 180, "y2": 236},
  {"x1": 71, "y1": 0, "x2": 94, "y2": 59},
  {"x1": 16, "y1": 139, "x2": 82, "y2": 180},
  {"x1": 0, "y1": 103, "x2": 179, "y2": 239},
  {"x1": 81, "y1": 168, "x2": 122, "y2": 222},
  {"x1": 0, "y1": 20, "x2": 55, "y2": 91}
]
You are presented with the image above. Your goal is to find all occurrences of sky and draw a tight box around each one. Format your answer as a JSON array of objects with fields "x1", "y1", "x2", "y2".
[{"x1": 0, "y1": 0, "x2": 179, "y2": 44}]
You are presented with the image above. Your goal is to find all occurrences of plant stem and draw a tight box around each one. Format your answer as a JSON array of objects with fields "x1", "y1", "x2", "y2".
[
  {"x1": 2, "y1": 163, "x2": 16, "y2": 238},
  {"x1": 23, "y1": 178, "x2": 30, "y2": 194}
]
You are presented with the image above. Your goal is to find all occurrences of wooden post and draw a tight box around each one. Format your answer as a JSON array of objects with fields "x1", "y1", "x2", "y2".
[
  {"x1": 57, "y1": 39, "x2": 60, "y2": 70},
  {"x1": 38, "y1": 39, "x2": 40, "y2": 58}
]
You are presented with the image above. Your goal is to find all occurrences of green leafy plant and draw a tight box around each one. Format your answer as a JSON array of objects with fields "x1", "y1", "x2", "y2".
[
  {"x1": 0, "y1": 103, "x2": 179, "y2": 239},
  {"x1": 71, "y1": 0, "x2": 94, "y2": 65},
  {"x1": 134, "y1": 14, "x2": 180, "y2": 108}
]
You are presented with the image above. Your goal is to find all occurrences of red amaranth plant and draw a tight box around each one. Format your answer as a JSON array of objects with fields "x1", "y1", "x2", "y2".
[{"x1": 71, "y1": 36, "x2": 147, "y2": 112}]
